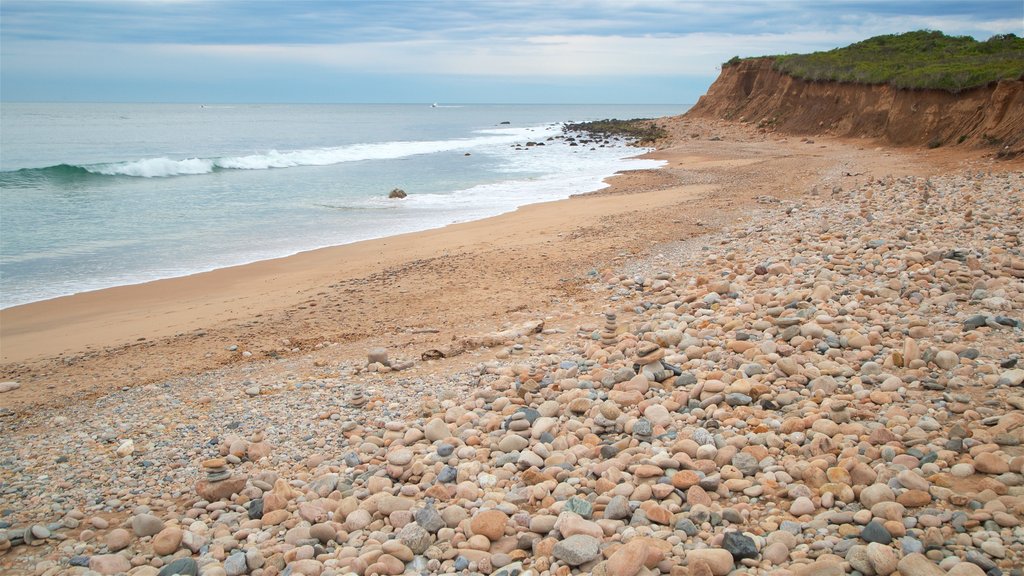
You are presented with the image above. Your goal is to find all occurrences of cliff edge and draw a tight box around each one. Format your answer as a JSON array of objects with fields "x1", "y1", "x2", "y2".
[{"x1": 687, "y1": 58, "x2": 1024, "y2": 155}]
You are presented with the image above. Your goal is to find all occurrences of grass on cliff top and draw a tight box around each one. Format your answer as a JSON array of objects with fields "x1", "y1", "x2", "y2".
[
  {"x1": 562, "y1": 118, "x2": 668, "y2": 145},
  {"x1": 725, "y1": 30, "x2": 1024, "y2": 93}
]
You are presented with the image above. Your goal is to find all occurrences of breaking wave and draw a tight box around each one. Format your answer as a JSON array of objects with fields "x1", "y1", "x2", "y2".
[{"x1": 1, "y1": 126, "x2": 557, "y2": 181}]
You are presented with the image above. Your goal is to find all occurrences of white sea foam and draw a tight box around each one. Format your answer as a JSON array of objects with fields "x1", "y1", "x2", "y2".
[
  {"x1": 85, "y1": 125, "x2": 560, "y2": 178},
  {"x1": 92, "y1": 157, "x2": 216, "y2": 177}
]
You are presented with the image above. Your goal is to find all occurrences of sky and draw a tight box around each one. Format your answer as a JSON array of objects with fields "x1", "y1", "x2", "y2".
[{"x1": 1, "y1": 0, "x2": 1021, "y2": 104}]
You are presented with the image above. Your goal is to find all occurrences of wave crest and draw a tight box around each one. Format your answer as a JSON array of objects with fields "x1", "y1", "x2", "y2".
[
  {"x1": 92, "y1": 157, "x2": 216, "y2": 177},
  {"x1": 2, "y1": 125, "x2": 560, "y2": 180}
]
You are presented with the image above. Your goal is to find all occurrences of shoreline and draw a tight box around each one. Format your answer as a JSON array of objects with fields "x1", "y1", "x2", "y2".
[
  {"x1": 0, "y1": 157, "x2": 671, "y2": 364},
  {"x1": 1, "y1": 115, "x2": 1016, "y2": 411},
  {"x1": 0, "y1": 151, "x2": 667, "y2": 312},
  {"x1": 0, "y1": 124, "x2": 668, "y2": 311}
]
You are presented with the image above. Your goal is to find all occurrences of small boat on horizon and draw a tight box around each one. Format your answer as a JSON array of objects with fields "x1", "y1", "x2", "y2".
[{"x1": 431, "y1": 103, "x2": 438, "y2": 108}]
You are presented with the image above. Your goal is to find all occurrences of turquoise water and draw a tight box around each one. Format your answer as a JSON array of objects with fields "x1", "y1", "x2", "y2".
[{"x1": 0, "y1": 103, "x2": 683, "y2": 308}]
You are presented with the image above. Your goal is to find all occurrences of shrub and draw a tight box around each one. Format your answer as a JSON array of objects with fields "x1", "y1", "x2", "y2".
[{"x1": 770, "y1": 30, "x2": 1024, "y2": 93}]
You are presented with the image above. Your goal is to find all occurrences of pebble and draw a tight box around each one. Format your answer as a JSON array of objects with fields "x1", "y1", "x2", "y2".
[
  {"x1": 152, "y1": 526, "x2": 182, "y2": 555},
  {"x1": 131, "y1": 513, "x2": 164, "y2": 537},
  {"x1": 790, "y1": 496, "x2": 815, "y2": 516},
  {"x1": 722, "y1": 531, "x2": 758, "y2": 560},
  {"x1": 607, "y1": 540, "x2": 649, "y2": 576},
  {"x1": 687, "y1": 548, "x2": 735, "y2": 576},
  {"x1": 897, "y1": 553, "x2": 946, "y2": 576},
  {"x1": 158, "y1": 558, "x2": 199, "y2": 576},
  {"x1": 2, "y1": 169, "x2": 1023, "y2": 576},
  {"x1": 861, "y1": 520, "x2": 893, "y2": 544},
  {"x1": 223, "y1": 552, "x2": 247, "y2": 576},
  {"x1": 866, "y1": 541, "x2": 899, "y2": 576},
  {"x1": 105, "y1": 528, "x2": 131, "y2": 552},
  {"x1": 470, "y1": 509, "x2": 508, "y2": 541},
  {"x1": 552, "y1": 534, "x2": 601, "y2": 565},
  {"x1": 89, "y1": 554, "x2": 131, "y2": 574}
]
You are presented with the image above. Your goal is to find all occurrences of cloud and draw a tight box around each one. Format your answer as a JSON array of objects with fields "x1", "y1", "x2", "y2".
[
  {"x1": 2, "y1": 0, "x2": 1021, "y2": 102},
  {"x1": 166, "y1": 31, "x2": 842, "y2": 78}
]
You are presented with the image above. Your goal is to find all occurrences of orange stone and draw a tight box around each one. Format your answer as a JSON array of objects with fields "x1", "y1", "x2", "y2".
[
  {"x1": 470, "y1": 509, "x2": 508, "y2": 541},
  {"x1": 671, "y1": 470, "x2": 700, "y2": 490}
]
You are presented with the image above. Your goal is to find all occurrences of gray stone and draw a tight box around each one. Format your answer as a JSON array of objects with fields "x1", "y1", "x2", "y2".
[
  {"x1": 398, "y1": 522, "x2": 432, "y2": 555},
  {"x1": 131, "y1": 513, "x2": 164, "y2": 537},
  {"x1": 861, "y1": 520, "x2": 892, "y2": 544},
  {"x1": 158, "y1": 558, "x2": 199, "y2": 576},
  {"x1": 722, "y1": 531, "x2": 758, "y2": 560},
  {"x1": 846, "y1": 545, "x2": 874, "y2": 576},
  {"x1": 564, "y1": 496, "x2": 593, "y2": 519},
  {"x1": 676, "y1": 518, "x2": 699, "y2": 536},
  {"x1": 725, "y1": 393, "x2": 752, "y2": 406},
  {"x1": 224, "y1": 552, "x2": 248, "y2": 576},
  {"x1": 367, "y1": 347, "x2": 390, "y2": 365},
  {"x1": 415, "y1": 502, "x2": 445, "y2": 534},
  {"x1": 692, "y1": 428, "x2": 715, "y2": 446},
  {"x1": 604, "y1": 495, "x2": 631, "y2": 520},
  {"x1": 731, "y1": 452, "x2": 759, "y2": 476},
  {"x1": 438, "y1": 465, "x2": 457, "y2": 483},
  {"x1": 632, "y1": 418, "x2": 652, "y2": 436},
  {"x1": 552, "y1": 534, "x2": 601, "y2": 566}
]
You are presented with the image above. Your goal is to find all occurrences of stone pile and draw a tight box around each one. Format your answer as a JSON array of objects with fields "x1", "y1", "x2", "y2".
[
  {"x1": 600, "y1": 312, "x2": 619, "y2": 347},
  {"x1": 194, "y1": 458, "x2": 247, "y2": 502},
  {"x1": 202, "y1": 458, "x2": 231, "y2": 482},
  {"x1": 347, "y1": 384, "x2": 368, "y2": 408}
]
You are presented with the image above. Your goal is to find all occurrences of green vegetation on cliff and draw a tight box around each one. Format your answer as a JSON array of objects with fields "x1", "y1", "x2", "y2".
[{"x1": 725, "y1": 31, "x2": 1024, "y2": 93}]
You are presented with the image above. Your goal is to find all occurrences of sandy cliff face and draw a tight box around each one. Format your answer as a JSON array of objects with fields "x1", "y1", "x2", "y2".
[{"x1": 687, "y1": 58, "x2": 1024, "y2": 154}]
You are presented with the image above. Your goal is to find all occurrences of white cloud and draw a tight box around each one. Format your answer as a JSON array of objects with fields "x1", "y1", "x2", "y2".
[{"x1": 163, "y1": 29, "x2": 869, "y2": 78}]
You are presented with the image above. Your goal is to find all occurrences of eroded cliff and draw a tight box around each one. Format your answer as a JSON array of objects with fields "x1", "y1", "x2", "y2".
[{"x1": 687, "y1": 58, "x2": 1024, "y2": 155}]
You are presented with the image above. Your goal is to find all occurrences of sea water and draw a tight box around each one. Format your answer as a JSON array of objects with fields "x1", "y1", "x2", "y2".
[{"x1": 0, "y1": 103, "x2": 683, "y2": 308}]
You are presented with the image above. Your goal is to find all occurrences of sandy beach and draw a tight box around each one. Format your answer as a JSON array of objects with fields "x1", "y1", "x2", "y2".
[
  {"x1": 0, "y1": 116, "x2": 981, "y2": 411},
  {"x1": 1, "y1": 116, "x2": 1022, "y2": 576}
]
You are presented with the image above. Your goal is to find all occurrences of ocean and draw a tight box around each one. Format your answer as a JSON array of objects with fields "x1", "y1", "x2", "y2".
[{"x1": 0, "y1": 103, "x2": 683, "y2": 308}]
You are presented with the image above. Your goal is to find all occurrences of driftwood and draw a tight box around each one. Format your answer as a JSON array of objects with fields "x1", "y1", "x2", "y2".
[
  {"x1": 421, "y1": 320, "x2": 544, "y2": 360},
  {"x1": 421, "y1": 344, "x2": 465, "y2": 361},
  {"x1": 461, "y1": 320, "x2": 544, "y2": 349}
]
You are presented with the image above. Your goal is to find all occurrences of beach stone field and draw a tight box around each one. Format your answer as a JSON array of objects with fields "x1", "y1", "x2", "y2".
[{"x1": 1, "y1": 169, "x2": 1022, "y2": 576}]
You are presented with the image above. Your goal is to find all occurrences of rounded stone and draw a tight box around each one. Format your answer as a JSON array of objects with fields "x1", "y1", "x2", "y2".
[
  {"x1": 131, "y1": 513, "x2": 164, "y2": 537},
  {"x1": 387, "y1": 448, "x2": 413, "y2": 466},
  {"x1": 933, "y1": 350, "x2": 959, "y2": 370},
  {"x1": 607, "y1": 540, "x2": 649, "y2": 576},
  {"x1": 686, "y1": 548, "x2": 734, "y2": 576},
  {"x1": 859, "y1": 484, "x2": 895, "y2": 508},
  {"x1": 106, "y1": 528, "x2": 131, "y2": 552},
  {"x1": 89, "y1": 554, "x2": 132, "y2": 575},
  {"x1": 790, "y1": 496, "x2": 815, "y2": 516},
  {"x1": 552, "y1": 534, "x2": 601, "y2": 566},
  {"x1": 398, "y1": 522, "x2": 432, "y2": 554},
  {"x1": 866, "y1": 541, "x2": 899, "y2": 576},
  {"x1": 469, "y1": 509, "x2": 508, "y2": 541},
  {"x1": 973, "y1": 452, "x2": 1008, "y2": 474},
  {"x1": 151, "y1": 527, "x2": 183, "y2": 556},
  {"x1": 424, "y1": 418, "x2": 448, "y2": 442}
]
